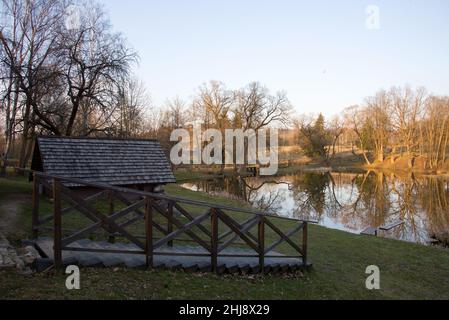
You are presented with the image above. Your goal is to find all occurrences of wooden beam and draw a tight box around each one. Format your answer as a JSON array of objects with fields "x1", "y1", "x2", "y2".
[
  {"x1": 53, "y1": 179, "x2": 62, "y2": 269},
  {"x1": 173, "y1": 203, "x2": 212, "y2": 238},
  {"x1": 153, "y1": 212, "x2": 211, "y2": 250},
  {"x1": 145, "y1": 197, "x2": 154, "y2": 268},
  {"x1": 59, "y1": 185, "x2": 145, "y2": 250},
  {"x1": 218, "y1": 216, "x2": 260, "y2": 253},
  {"x1": 152, "y1": 201, "x2": 211, "y2": 252},
  {"x1": 258, "y1": 216, "x2": 265, "y2": 274},
  {"x1": 108, "y1": 190, "x2": 116, "y2": 243},
  {"x1": 112, "y1": 193, "x2": 168, "y2": 235},
  {"x1": 38, "y1": 190, "x2": 108, "y2": 225},
  {"x1": 211, "y1": 208, "x2": 218, "y2": 273},
  {"x1": 218, "y1": 216, "x2": 259, "y2": 244},
  {"x1": 264, "y1": 219, "x2": 304, "y2": 256},
  {"x1": 60, "y1": 199, "x2": 145, "y2": 248},
  {"x1": 29, "y1": 170, "x2": 307, "y2": 223},
  {"x1": 167, "y1": 202, "x2": 174, "y2": 247},
  {"x1": 216, "y1": 209, "x2": 260, "y2": 253}
]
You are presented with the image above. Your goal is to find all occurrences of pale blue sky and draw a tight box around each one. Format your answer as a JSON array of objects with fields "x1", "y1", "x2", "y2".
[{"x1": 98, "y1": 0, "x2": 449, "y2": 116}]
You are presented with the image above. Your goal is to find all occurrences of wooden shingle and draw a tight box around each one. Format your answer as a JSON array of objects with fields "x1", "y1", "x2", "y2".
[{"x1": 31, "y1": 137, "x2": 176, "y2": 186}]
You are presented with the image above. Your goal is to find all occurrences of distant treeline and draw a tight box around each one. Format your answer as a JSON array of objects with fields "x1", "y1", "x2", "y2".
[{"x1": 295, "y1": 87, "x2": 449, "y2": 171}]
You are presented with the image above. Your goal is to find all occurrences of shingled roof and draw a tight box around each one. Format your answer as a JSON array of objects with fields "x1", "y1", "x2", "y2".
[{"x1": 31, "y1": 137, "x2": 176, "y2": 186}]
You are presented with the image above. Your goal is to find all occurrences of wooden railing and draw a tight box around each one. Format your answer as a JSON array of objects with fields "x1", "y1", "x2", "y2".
[{"x1": 28, "y1": 171, "x2": 310, "y2": 273}]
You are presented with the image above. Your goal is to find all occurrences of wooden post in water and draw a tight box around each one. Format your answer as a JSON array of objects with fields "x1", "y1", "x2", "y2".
[
  {"x1": 32, "y1": 174, "x2": 40, "y2": 239},
  {"x1": 167, "y1": 202, "x2": 174, "y2": 247},
  {"x1": 145, "y1": 197, "x2": 154, "y2": 268},
  {"x1": 258, "y1": 215, "x2": 265, "y2": 273},
  {"x1": 53, "y1": 178, "x2": 62, "y2": 269},
  {"x1": 302, "y1": 222, "x2": 308, "y2": 267},
  {"x1": 210, "y1": 208, "x2": 218, "y2": 273}
]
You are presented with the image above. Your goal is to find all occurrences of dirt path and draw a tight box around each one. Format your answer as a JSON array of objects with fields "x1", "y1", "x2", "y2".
[{"x1": 0, "y1": 194, "x2": 29, "y2": 236}]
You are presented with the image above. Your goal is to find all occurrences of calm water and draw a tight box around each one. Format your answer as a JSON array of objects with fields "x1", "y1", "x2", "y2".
[{"x1": 181, "y1": 171, "x2": 449, "y2": 246}]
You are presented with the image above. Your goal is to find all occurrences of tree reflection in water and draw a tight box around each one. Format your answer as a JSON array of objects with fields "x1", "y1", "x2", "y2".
[{"x1": 181, "y1": 171, "x2": 449, "y2": 246}]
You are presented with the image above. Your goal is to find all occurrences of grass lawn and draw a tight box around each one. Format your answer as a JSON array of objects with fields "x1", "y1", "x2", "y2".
[{"x1": 0, "y1": 171, "x2": 449, "y2": 300}]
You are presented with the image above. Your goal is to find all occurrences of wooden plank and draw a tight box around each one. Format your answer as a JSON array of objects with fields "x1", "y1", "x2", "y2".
[
  {"x1": 167, "y1": 202, "x2": 174, "y2": 247},
  {"x1": 38, "y1": 190, "x2": 108, "y2": 225},
  {"x1": 173, "y1": 203, "x2": 212, "y2": 238},
  {"x1": 264, "y1": 219, "x2": 304, "y2": 255},
  {"x1": 153, "y1": 212, "x2": 211, "y2": 250},
  {"x1": 258, "y1": 216, "x2": 265, "y2": 273},
  {"x1": 211, "y1": 208, "x2": 218, "y2": 273},
  {"x1": 120, "y1": 214, "x2": 168, "y2": 236},
  {"x1": 61, "y1": 222, "x2": 103, "y2": 247},
  {"x1": 59, "y1": 185, "x2": 145, "y2": 250},
  {"x1": 53, "y1": 179, "x2": 62, "y2": 268},
  {"x1": 217, "y1": 216, "x2": 259, "y2": 244},
  {"x1": 218, "y1": 216, "x2": 254, "y2": 241},
  {"x1": 30, "y1": 170, "x2": 307, "y2": 223},
  {"x1": 40, "y1": 179, "x2": 101, "y2": 226},
  {"x1": 60, "y1": 199, "x2": 145, "y2": 248},
  {"x1": 35, "y1": 238, "x2": 305, "y2": 274},
  {"x1": 216, "y1": 209, "x2": 260, "y2": 253},
  {"x1": 217, "y1": 216, "x2": 260, "y2": 253},
  {"x1": 63, "y1": 247, "x2": 145, "y2": 255},
  {"x1": 152, "y1": 201, "x2": 211, "y2": 252},
  {"x1": 113, "y1": 193, "x2": 168, "y2": 235},
  {"x1": 145, "y1": 197, "x2": 154, "y2": 268},
  {"x1": 108, "y1": 190, "x2": 116, "y2": 243}
]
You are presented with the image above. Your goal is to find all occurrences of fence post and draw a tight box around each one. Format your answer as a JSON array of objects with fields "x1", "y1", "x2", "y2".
[
  {"x1": 53, "y1": 178, "x2": 62, "y2": 269},
  {"x1": 32, "y1": 174, "x2": 40, "y2": 239},
  {"x1": 145, "y1": 197, "x2": 154, "y2": 268},
  {"x1": 167, "y1": 202, "x2": 174, "y2": 247},
  {"x1": 108, "y1": 190, "x2": 115, "y2": 244},
  {"x1": 258, "y1": 215, "x2": 265, "y2": 274},
  {"x1": 210, "y1": 208, "x2": 218, "y2": 273},
  {"x1": 302, "y1": 222, "x2": 308, "y2": 267}
]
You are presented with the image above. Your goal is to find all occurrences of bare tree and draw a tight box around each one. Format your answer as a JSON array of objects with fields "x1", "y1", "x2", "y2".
[
  {"x1": 365, "y1": 90, "x2": 391, "y2": 163},
  {"x1": 0, "y1": 0, "x2": 140, "y2": 169},
  {"x1": 328, "y1": 115, "x2": 344, "y2": 158},
  {"x1": 234, "y1": 82, "x2": 292, "y2": 131},
  {"x1": 192, "y1": 81, "x2": 233, "y2": 131},
  {"x1": 112, "y1": 77, "x2": 148, "y2": 138},
  {"x1": 165, "y1": 96, "x2": 186, "y2": 129},
  {"x1": 389, "y1": 86, "x2": 427, "y2": 156},
  {"x1": 423, "y1": 96, "x2": 449, "y2": 169},
  {"x1": 343, "y1": 105, "x2": 372, "y2": 165},
  {"x1": 0, "y1": 0, "x2": 65, "y2": 168},
  {"x1": 55, "y1": 1, "x2": 137, "y2": 136}
]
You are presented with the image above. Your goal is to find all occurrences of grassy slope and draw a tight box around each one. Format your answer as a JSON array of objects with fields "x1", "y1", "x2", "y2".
[{"x1": 0, "y1": 173, "x2": 449, "y2": 300}]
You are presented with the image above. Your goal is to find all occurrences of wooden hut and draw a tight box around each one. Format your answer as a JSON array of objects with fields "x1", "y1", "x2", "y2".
[{"x1": 30, "y1": 136, "x2": 176, "y2": 194}]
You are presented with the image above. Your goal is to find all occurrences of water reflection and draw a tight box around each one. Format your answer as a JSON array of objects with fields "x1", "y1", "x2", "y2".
[{"x1": 181, "y1": 171, "x2": 449, "y2": 246}]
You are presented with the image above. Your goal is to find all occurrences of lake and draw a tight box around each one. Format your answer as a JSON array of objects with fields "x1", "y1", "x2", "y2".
[{"x1": 181, "y1": 170, "x2": 449, "y2": 247}]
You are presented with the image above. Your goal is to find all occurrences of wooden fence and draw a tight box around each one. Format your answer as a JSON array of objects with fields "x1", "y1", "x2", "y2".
[{"x1": 29, "y1": 171, "x2": 309, "y2": 273}]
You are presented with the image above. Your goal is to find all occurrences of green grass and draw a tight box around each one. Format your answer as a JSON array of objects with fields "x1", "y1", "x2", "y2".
[{"x1": 1, "y1": 173, "x2": 449, "y2": 300}]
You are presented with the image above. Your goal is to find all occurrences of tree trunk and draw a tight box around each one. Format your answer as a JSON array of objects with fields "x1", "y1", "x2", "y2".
[{"x1": 18, "y1": 100, "x2": 32, "y2": 169}]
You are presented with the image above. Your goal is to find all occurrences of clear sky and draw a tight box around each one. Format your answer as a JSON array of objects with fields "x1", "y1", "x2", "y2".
[{"x1": 98, "y1": 0, "x2": 449, "y2": 116}]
